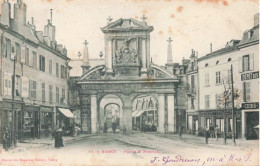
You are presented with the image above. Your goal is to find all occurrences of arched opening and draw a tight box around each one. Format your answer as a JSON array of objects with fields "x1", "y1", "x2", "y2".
[
  {"x1": 132, "y1": 94, "x2": 158, "y2": 132},
  {"x1": 99, "y1": 94, "x2": 123, "y2": 133}
]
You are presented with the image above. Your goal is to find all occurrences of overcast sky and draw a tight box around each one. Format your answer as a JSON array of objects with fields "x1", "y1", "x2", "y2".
[{"x1": 4, "y1": 0, "x2": 258, "y2": 65}]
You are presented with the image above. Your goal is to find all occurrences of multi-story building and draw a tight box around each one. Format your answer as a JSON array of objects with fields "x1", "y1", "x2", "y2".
[
  {"x1": 186, "y1": 49, "x2": 199, "y2": 135},
  {"x1": 0, "y1": 0, "x2": 70, "y2": 141},
  {"x1": 197, "y1": 13, "x2": 259, "y2": 139}
]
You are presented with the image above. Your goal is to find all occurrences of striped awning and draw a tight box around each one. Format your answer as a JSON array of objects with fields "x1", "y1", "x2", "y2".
[{"x1": 58, "y1": 108, "x2": 74, "y2": 118}]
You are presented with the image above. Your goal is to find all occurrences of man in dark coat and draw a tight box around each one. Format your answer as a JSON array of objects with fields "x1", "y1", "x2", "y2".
[
  {"x1": 205, "y1": 128, "x2": 210, "y2": 144},
  {"x1": 2, "y1": 127, "x2": 9, "y2": 151}
]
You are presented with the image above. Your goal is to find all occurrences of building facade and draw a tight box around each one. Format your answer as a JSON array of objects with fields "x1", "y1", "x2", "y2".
[
  {"x1": 197, "y1": 14, "x2": 259, "y2": 139},
  {"x1": 0, "y1": 0, "x2": 70, "y2": 142},
  {"x1": 73, "y1": 18, "x2": 180, "y2": 134}
]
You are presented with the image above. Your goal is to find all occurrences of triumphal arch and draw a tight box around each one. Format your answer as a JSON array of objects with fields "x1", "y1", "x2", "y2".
[{"x1": 77, "y1": 18, "x2": 179, "y2": 134}]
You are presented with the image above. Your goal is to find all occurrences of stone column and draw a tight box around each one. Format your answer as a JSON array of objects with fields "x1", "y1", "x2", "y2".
[
  {"x1": 122, "y1": 105, "x2": 133, "y2": 134},
  {"x1": 167, "y1": 94, "x2": 176, "y2": 133},
  {"x1": 158, "y1": 94, "x2": 165, "y2": 133},
  {"x1": 241, "y1": 110, "x2": 246, "y2": 139},
  {"x1": 91, "y1": 94, "x2": 97, "y2": 134},
  {"x1": 146, "y1": 36, "x2": 150, "y2": 69},
  {"x1": 105, "y1": 40, "x2": 113, "y2": 73},
  {"x1": 141, "y1": 39, "x2": 147, "y2": 76}
]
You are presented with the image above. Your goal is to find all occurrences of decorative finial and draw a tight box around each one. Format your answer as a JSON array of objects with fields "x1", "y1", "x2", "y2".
[
  {"x1": 167, "y1": 37, "x2": 173, "y2": 43},
  {"x1": 78, "y1": 52, "x2": 81, "y2": 59},
  {"x1": 107, "y1": 16, "x2": 113, "y2": 22},
  {"x1": 83, "y1": 40, "x2": 89, "y2": 46},
  {"x1": 141, "y1": 14, "x2": 147, "y2": 22},
  {"x1": 50, "y1": 9, "x2": 53, "y2": 24},
  {"x1": 99, "y1": 51, "x2": 103, "y2": 58}
]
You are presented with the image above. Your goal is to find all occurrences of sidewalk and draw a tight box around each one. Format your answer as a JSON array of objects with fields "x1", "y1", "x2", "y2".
[
  {"x1": 0, "y1": 134, "x2": 96, "y2": 153},
  {"x1": 152, "y1": 132, "x2": 259, "y2": 150}
]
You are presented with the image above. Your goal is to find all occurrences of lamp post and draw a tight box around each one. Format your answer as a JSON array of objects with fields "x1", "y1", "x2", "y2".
[
  {"x1": 11, "y1": 51, "x2": 17, "y2": 148},
  {"x1": 230, "y1": 65, "x2": 236, "y2": 146}
]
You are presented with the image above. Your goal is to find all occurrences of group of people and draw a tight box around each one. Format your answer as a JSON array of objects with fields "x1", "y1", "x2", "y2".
[{"x1": 205, "y1": 123, "x2": 221, "y2": 144}]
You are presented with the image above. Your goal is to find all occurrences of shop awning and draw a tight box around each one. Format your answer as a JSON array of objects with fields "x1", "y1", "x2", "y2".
[
  {"x1": 134, "y1": 110, "x2": 145, "y2": 118},
  {"x1": 132, "y1": 110, "x2": 139, "y2": 117},
  {"x1": 58, "y1": 108, "x2": 74, "y2": 118}
]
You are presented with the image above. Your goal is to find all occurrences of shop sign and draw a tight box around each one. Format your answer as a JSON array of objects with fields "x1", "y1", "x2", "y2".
[
  {"x1": 40, "y1": 106, "x2": 53, "y2": 112},
  {"x1": 241, "y1": 102, "x2": 259, "y2": 109},
  {"x1": 241, "y1": 71, "x2": 259, "y2": 81},
  {"x1": 24, "y1": 105, "x2": 39, "y2": 112}
]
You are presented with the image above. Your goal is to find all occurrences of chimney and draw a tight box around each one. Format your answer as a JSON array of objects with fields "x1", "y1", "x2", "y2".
[
  {"x1": 14, "y1": 0, "x2": 27, "y2": 32},
  {"x1": 254, "y1": 13, "x2": 259, "y2": 27},
  {"x1": 210, "y1": 43, "x2": 213, "y2": 53},
  {"x1": 44, "y1": 19, "x2": 56, "y2": 42},
  {"x1": 0, "y1": 0, "x2": 11, "y2": 27}
]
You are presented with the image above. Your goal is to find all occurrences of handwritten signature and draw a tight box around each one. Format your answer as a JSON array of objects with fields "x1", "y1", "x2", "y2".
[{"x1": 150, "y1": 154, "x2": 252, "y2": 166}]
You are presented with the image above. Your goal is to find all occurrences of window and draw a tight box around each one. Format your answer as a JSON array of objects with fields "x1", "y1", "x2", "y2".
[
  {"x1": 15, "y1": 43, "x2": 21, "y2": 63},
  {"x1": 32, "y1": 51, "x2": 37, "y2": 69},
  {"x1": 205, "y1": 73, "x2": 209, "y2": 86},
  {"x1": 49, "y1": 85, "x2": 53, "y2": 103},
  {"x1": 61, "y1": 65, "x2": 65, "y2": 78},
  {"x1": 15, "y1": 75, "x2": 21, "y2": 97},
  {"x1": 29, "y1": 80, "x2": 37, "y2": 99},
  {"x1": 205, "y1": 95, "x2": 210, "y2": 109},
  {"x1": 216, "y1": 119, "x2": 224, "y2": 132},
  {"x1": 56, "y1": 63, "x2": 59, "y2": 77},
  {"x1": 228, "y1": 118, "x2": 233, "y2": 132},
  {"x1": 42, "y1": 83, "x2": 45, "y2": 102},
  {"x1": 25, "y1": 47, "x2": 29, "y2": 66},
  {"x1": 215, "y1": 94, "x2": 221, "y2": 108},
  {"x1": 49, "y1": 60, "x2": 52, "y2": 74},
  {"x1": 56, "y1": 87, "x2": 59, "y2": 104},
  {"x1": 39, "y1": 55, "x2": 45, "y2": 72},
  {"x1": 5, "y1": 38, "x2": 11, "y2": 59},
  {"x1": 206, "y1": 118, "x2": 211, "y2": 128},
  {"x1": 242, "y1": 55, "x2": 249, "y2": 72},
  {"x1": 243, "y1": 82, "x2": 250, "y2": 102},
  {"x1": 191, "y1": 75, "x2": 195, "y2": 93},
  {"x1": 191, "y1": 98, "x2": 195, "y2": 109},
  {"x1": 216, "y1": 71, "x2": 221, "y2": 84},
  {"x1": 61, "y1": 88, "x2": 65, "y2": 104},
  {"x1": 64, "y1": 67, "x2": 67, "y2": 79}
]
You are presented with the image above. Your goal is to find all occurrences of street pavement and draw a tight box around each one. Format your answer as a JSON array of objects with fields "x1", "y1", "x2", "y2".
[{"x1": 0, "y1": 132, "x2": 258, "y2": 166}]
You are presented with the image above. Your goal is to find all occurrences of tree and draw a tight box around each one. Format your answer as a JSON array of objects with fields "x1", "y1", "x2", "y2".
[{"x1": 217, "y1": 76, "x2": 241, "y2": 145}]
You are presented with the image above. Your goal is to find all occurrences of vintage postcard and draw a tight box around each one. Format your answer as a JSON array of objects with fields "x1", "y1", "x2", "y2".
[{"x1": 0, "y1": 0, "x2": 259, "y2": 165}]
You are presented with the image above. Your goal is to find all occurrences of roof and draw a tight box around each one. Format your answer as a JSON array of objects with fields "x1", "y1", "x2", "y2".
[
  {"x1": 69, "y1": 58, "x2": 105, "y2": 77},
  {"x1": 101, "y1": 18, "x2": 154, "y2": 33}
]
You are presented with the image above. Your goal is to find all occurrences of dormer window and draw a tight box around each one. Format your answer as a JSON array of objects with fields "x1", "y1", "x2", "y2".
[
  {"x1": 205, "y1": 63, "x2": 208, "y2": 67},
  {"x1": 228, "y1": 58, "x2": 232, "y2": 62},
  {"x1": 216, "y1": 61, "x2": 219, "y2": 65}
]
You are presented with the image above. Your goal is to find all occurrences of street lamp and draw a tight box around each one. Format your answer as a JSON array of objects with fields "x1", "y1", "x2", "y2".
[{"x1": 11, "y1": 49, "x2": 17, "y2": 148}]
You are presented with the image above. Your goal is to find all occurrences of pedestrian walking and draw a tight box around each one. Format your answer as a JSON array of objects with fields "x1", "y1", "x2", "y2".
[
  {"x1": 214, "y1": 125, "x2": 220, "y2": 141},
  {"x1": 2, "y1": 127, "x2": 9, "y2": 151},
  {"x1": 205, "y1": 128, "x2": 210, "y2": 144},
  {"x1": 209, "y1": 123, "x2": 215, "y2": 138}
]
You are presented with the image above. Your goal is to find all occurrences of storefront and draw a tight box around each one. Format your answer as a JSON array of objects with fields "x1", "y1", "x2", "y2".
[
  {"x1": 187, "y1": 112, "x2": 199, "y2": 135},
  {"x1": 241, "y1": 102, "x2": 259, "y2": 140},
  {"x1": 0, "y1": 100, "x2": 22, "y2": 143},
  {"x1": 56, "y1": 107, "x2": 74, "y2": 135},
  {"x1": 198, "y1": 109, "x2": 241, "y2": 138},
  {"x1": 21, "y1": 105, "x2": 40, "y2": 140},
  {"x1": 39, "y1": 106, "x2": 54, "y2": 138}
]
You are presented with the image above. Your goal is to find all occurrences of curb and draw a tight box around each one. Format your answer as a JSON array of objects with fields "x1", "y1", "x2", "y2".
[{"x1": 8, "y1": 134, "x2": 97, "y2": 153}]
